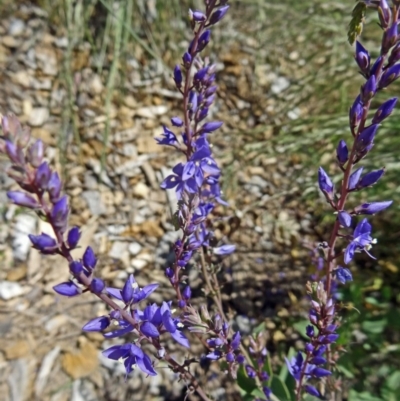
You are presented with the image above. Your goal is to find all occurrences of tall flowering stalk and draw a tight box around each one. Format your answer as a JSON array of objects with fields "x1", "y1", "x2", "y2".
[
  {"x1": 288, "y1": 1, "x2": 396, "y2": 399},
  {"x1": 1, "y1": 119, "x2": 212, "y2": 399}
]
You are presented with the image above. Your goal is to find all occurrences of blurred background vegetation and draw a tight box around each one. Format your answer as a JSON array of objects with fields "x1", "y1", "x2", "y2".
[{"x1": 1, "y1": 0, "x2": 400, "y2": 399}]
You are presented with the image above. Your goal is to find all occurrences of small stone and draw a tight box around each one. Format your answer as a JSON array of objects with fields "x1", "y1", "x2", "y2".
[
  {"x1": 2, "y1": 36, "x2": 20, "y2": 48},
  {"x1": 82, "y1": 191, "x2": 107, "y2": 216},
  {"x1": 8, "y1": 19, "x2": 25, "y2": 36},
  {"x1": 132, "y1": 182, "x2": 150, "y2": 199},
  {"x1": 135, "y1": 105, "x2": 168, "y2": 119},
  {"x1": 130, "y1": 258, "x2": 147, "y2": 270},
  {"x1": 4, "y1": 340, "x2": 30, "y2": 360},
  {"x1": 271, "y1": 76, "x2": 290, "y2": 95},
  {"x1": 0, "y1": 281, "x2": 26, "y2": 300},
  {"x1": 88, "y1": 74, "x2": 103, "y2": 95},
  {"x1": 128, "y1": 242, "x2": 142, "y2": 256},
  {"x1": 108, "y1": 241, "x2": 128, "y2": 260},
  {"x1": 28, "y1": 107, "x2": 49, "y2": 127},
  {"x1": 6, "y1": 266, "x2": 27, "y2": 281}
]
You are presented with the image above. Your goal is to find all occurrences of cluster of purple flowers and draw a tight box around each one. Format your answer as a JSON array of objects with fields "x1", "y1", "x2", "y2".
[
  {"x1": 157, "y1": 0, "x2": 234, "y2": 300},
  {"x1": 0, "y1": 115, "x2": 189, "y2": 379},
  {"x1": 292, "y1": 1, "x2": 398, "y2": 399}
]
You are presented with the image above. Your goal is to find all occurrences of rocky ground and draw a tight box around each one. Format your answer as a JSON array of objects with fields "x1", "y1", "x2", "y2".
[{"x1": 0, "y1": 3, "x2": 318, "y2": 401}]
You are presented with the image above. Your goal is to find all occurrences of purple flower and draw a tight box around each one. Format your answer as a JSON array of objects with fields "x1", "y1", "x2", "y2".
[
  {"x1": 305, "y1": 385, "x2": 322, "y2": 398},
  {"x1": 51, "y1": 195, "x2": 69, "y2": 231},
  {"x1": 28, "y1": 233, "x2": 57, "y2": 253},
  {"x1": 338, "y1": 211, "x2": 352, "y2": 228},
  {"x1": 213, "y1": 244, "x2": 235, "y2": 255},
  {"x1": 69, "y1": 260, "x2": 83, "y2": 275},
  {"x1": 335, "y1": 266, "x2": 353, "y2": 284},
  {"x1": 372, "y1": 97, "x2": 398, "y2": 123},
  {"x1": 34, "y1": 162, "x2": 51, "y2": 190},
  {"x1": 190, "y1": 9, "x2": 206, "y2": 22},
  {"x1": 361, "y1": 74, "x2": 376, "y2": 103},
  {"x1": 311, "y1": 367, "x2": 332, "y2": 378},
  {"x1": 48, "y1": 172, "x2": 62, "y2": 201},
  {"x1": 344, "y1": 218, "x2": 375, "y2": 264},
  {"x1": 90, "y1": 278, "x2": 105, "y2": 294},
  {"x1": 336, "y1": 139, "x2": 348, "y2": 164},
  {"x1": 82, "y1": 316, "x2": 110, "y2": 332},
  {"x1": 349, "y1": 95, "x2": 363, "y2": 129},
  {"x1": 102, "y1": 343, "x2": 157, "y2": 377},
  {"x1": 354, "y1": 200, "x2": 393, "y2": 215},
  {"x1": 197, "y1": 29, "x2": 211, "y2": 52},
  {"x1": 355, "y1": 41, "x2": 370, "y2": 74},
  {"x1": 156, "y1": 126, "x2": 179, "y2": 147},
  {"x1": 199, "y1": 121, "x2": 223, "y2": 134},
  {"x1": 53, "y1": 281, "x2": 81, "y2": 297},
  {"x1": 348, "y1": 167, "x2": 364, "y2": 190},
  {"x1": 209, "y1": 5, "x2": 229, "y2": 25},
  {"x1": 27, "y1": 139, "x2": 44, "y2": 167},
  {"x1": 358, "y1": 169, "x2": 385, "y2": 188},
  {"x1": 171, "y1": 117, "x2": 183, "y2": 127},
  {"x1": 356, "y1": 124, "x2": 379, "y2": 153},
  {"x1": 7, "y1": 191, "x2": 39, "y2": 208},
  {"x1": 67, "y1": 226, "x2": 81, "y2": 249},
  {"x1": 83, "y1": 246, "x2": 97, "y2": 269},
  {"x1": 318, "y1": 167, "x2": 334, "y2": 196},
  {"x1": 379, "y1": 63, "x2": 400, "y2": 89},
  {"x1": 174, "y1": 65, "x2": 182, "y2": 88}
]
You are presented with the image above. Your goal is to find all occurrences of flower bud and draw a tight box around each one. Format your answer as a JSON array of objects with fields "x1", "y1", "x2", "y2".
[
  {"x1": 90, "y1": 278, "x2": 105, "y2": 294},
  {"x1": 53, "y1": 281, "x2": 81, "y2": 297},
  {"x1": 27, "y1": 139, "x2": 44, "y2": 168},
  {"x1": 82, "y1": 316, "x2": 110, "y2": 332},
  {"x1": 83, "y1": 246, "x2": 97, "y2": 269},
  {"x1": 67, "y1": 226, "x2": 81, "y2": 249},
  {"x1": 7, "y1": 191, "x2": 39, "y2": 208},
  {"x1": 355, "y1": 41, "x2": 370, "y2": 74},
  {"x1": 372, "y1": 97, "x2": 398, "y2": 123},
  {"x1": 174, "y1": 65, "x2": 182, "y2": 88},
  {"x1": 209, "y1": 5, "x2": 229, "y2": 25},
  {"x1": 34, "y1": 162, "x2": 51, "y2": 190},
  {"x1": 379, "y1": 63, "x2": 400, "y2": 89},
  {"x1": 336, "y1": 139, "x2": 348, "y2": 164}
]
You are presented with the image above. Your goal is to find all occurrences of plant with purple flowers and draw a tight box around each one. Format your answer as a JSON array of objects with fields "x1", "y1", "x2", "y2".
[
  {"x1": 1, "y1": 0, "x2": 399, "y2": 400},
  {"x1": 289, "y1": 1, "x2": 397, "y2": 400}
]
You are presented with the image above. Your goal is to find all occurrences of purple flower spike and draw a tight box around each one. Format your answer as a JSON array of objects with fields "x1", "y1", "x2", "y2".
[
  {"x1": 335, "y1": 266, "x2": 353, "y2": 284},
  {"x1": 305, "y1": 385, "x2": 322, "y2": 399},
  {"x1": 53, "y1": 281, "x2": 81, "y2": 297},
  {"x1": 338, "y1": 211, "x2": 352, "y2": 228},
  {"x1": 83, "y1": 246, "x2": 97, "y2": 269},
  {"x1": 174, "y1": 65, "x2": 182, "y2": 88},
  {"x1": 213, "y1": 244, "x2": 235, "y2": 255},
  {"x1": 318, "y1": 167, "x2": 334, "y2": 197},
  {"x1": 82, "y1": 316, "x2": 110, "y2": 332},
  {"x1": 7, "y1": 191, "x2": 39, "y2": 208},
  {"x1": 354, "y1": 200, "x2": 393, "y2": 215},
  {"x1": 372, "y1": 97, "x2": 398, "y2": 124},
  {"x1": 358, "y1": 169, "x2": 385, "y2": 188},
  {"x1": 209, "y1": 5, "x2": 230, "y2": 25},
  {"x1": 336, "y1": 139, "x2": 348, "y2": 165},
  {"x1": 90, "y1": 278, "x2": 105, "y2": 294},
  {"x1": 67, "y1": 226, "x2": 81, "y2": 249},
  {"x1": 355, "y1": 41, "x2": 370, "y2": 74}
]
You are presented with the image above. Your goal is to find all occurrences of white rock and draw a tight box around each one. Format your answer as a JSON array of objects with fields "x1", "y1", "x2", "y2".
[
  {"x1": 132, "y1": 182, "x2": 150, "y2": 199},
  {"x1": 108, "y1": 241, "x2": 128, "y2": 260},
  {"x1": 89, "y1": 74, "x2": 103, "y2": 95},
  {"x1": 271, "y1": 76, "x2": 290, "y2": 95},
  {"x1": 130, "y1": 258, "x2": 147, "y2": 270},
  {"x1": 0, "y1": 281, "x2": 26, "y2": 300},
  {"x1": 9, "y1": 19, "x2": 25, "y2": 36},
  {"x1": 128, "y1": 242, "x2": 142, "y2": 256},
  {"x1": 29, "y1": 107, "x2": 49, "y2": 127},
  {"x1": 13, "y1": 213, "x2": 37, "y2": 260},
  {"x1": 135, "y1": 105, "x2": 168, "y2": 119}
]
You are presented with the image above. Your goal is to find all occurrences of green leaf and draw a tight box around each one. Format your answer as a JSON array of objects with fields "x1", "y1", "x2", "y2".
[
  {"x1": 237, "y1": 364, "x2": 257, "y2": 395},
  {"x1": 361, "y1": 318, "x2": 388, "y2": 334},
  {"x1": 270, "y1": 376, "x2": 291, "y2": 401},
  {"x1": 293, "y1": 320, "x2": 310, "y2": 340}
]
